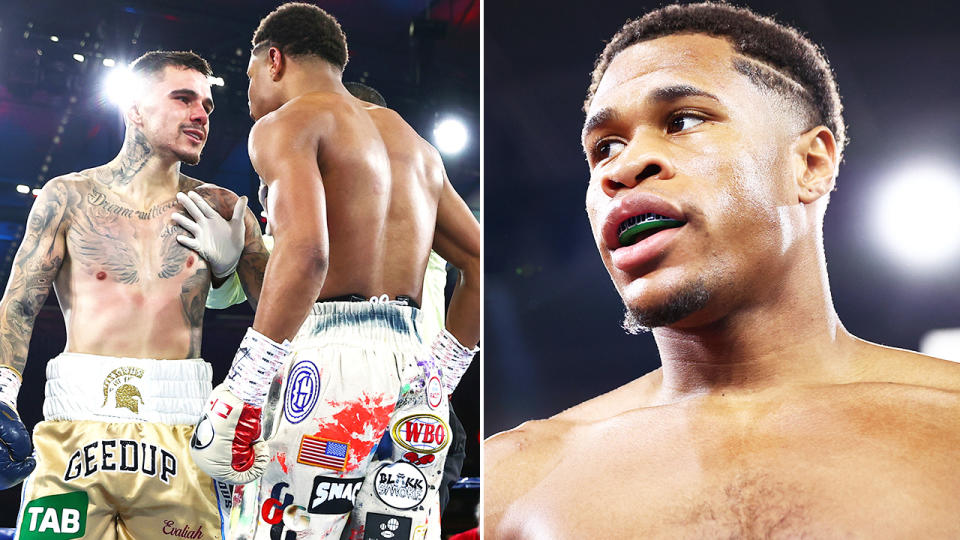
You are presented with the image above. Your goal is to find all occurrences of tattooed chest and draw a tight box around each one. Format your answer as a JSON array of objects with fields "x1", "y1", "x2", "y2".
[{"x1": 65, "y1": 190, "x2": 205, "y2": 285}]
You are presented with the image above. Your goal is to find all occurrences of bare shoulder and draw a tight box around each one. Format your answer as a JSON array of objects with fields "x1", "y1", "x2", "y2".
[
  {"x1": 184, "y1": 177, "x2": 241, "y2": 219},
  {"x1": 859, "y1": 339, "x2": 960, "y2": 395},
  {"x1": 552, "y1": 368, "x2": 663, "y2": 423},
  {"x1": 484, "y1": 417, "x2": 574, "y2": 536}
]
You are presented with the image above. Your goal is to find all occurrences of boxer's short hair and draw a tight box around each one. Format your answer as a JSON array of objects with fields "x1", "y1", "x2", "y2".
[
  {"x1": 129, "y1": 50, "x2": 212, "y2": 79},
  {"x1": 586, "y1": 2, "x2": 846, "y2": 153},
  {"x1": 252, "y1": 2, "x2": 348, "y2": 71}
]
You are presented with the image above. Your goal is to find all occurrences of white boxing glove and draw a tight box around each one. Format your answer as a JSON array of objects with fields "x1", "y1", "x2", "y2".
[
  {"x1": 189, "y1": 328, "x2": 290, "y2": 484},
  {"x1": 174, "y1": 191, "x2": 247, "y2": 278}
]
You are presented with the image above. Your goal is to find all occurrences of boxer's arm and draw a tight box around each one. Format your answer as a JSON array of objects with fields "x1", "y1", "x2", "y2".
[
  {"x1": 235, "y1": 205, "x2": 269, "y2": 310},
  {"x1": 431, "y1": 167, "x2": 480, "y2": 348},
  {"x1": 0, "y1": 179, "x2": 69, "y2": 374},
  {"x1": 247, "y1": 106, "x2": 328, "y2": 342},
  {"x1": 179, "y1": 187, "x2": 269, "y2": 310}
]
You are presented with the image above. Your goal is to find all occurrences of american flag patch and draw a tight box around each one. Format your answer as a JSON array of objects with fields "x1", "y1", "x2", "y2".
[{"x1": 297, "y1": 435, "x2": 349, "y2": 471}]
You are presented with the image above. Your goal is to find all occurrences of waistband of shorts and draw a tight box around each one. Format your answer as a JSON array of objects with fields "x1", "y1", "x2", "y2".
[
  {"x1": 43, "y1": 352, "x2": 212, "y2": 425},
  {"x1": 318, "y1": 293, "x2": 421, "y2": 309},
  {"x1": 294, "y1": 300, "x2": 424, "y2": 349}
]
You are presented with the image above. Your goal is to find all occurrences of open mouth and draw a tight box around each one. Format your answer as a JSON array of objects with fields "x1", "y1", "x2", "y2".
[
  {"x1": 617, "y1": 213, "x2": 685, "y2": 247},
  {"x1": 183, "y1": 129, "x2": 204, "y2": 143}
]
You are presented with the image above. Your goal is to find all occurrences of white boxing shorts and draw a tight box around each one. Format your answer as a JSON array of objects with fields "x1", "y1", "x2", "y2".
[{"x1": 226, "y1": 301, "x2": 425, "y2": 540}]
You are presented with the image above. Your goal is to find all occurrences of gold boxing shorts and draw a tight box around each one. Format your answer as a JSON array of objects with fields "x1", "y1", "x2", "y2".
[{"x1": 16, "y1": 354, "x2": 229, "y2": 540}]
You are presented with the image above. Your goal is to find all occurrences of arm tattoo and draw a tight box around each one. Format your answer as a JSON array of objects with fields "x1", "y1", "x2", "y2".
[
  {"x1": 180, "y1": 268, "x2": 209, "y2": 358},
  {"x1": 237, "y1": 209, "x2": 269, "y2": 311},
  {"x1": 0, "y1": 182, "x2": 70, "y2": 373}
]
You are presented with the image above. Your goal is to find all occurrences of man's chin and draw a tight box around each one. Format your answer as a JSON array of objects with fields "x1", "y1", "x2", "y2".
[
  {"x1": 621, "y1": 279, "x2": 709, "y2": 334},
  {"x1": 176, "y1": 151, "x2": 202, "y2": 166}
]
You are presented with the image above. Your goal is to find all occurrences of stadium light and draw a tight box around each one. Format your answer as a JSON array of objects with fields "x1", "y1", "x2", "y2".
[
  {"x1": 872, "y1": 160, "x2": 960, "y2": 270},
  {"x1": 433, "y1": 117, "x2": 468, "y2": 156}
]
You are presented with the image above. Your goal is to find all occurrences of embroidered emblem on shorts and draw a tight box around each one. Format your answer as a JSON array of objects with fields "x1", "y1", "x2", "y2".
[
  {"x1": 426, "y1": 376, "x2": 443, "y2": 409},
  {"x1": 413, "y1": 525, "x2": 427, "y2": 540},
  {"x1": 363, "y1": 512, "x2": 412, "y2": 540},
  {"x1": 402, "y1": 451, "x2": 436, "y2": 467},
  {"x1": 373, "y1": 462, "x2": 427, "y2": 510},
  {"x1": 297, "y1": 435, "x2": 349, "y2": 471},
  {"x1": 63, "y1": 439, "x2": 178, "y2": 484},
  {"x1": 101, "y1": 366, "x2": 144, "y2": 413},
  {"x1": 284, "y1": 360, "x2": 320, "y2": 424},
  {"x1": 307, "y1": 475, "x2": 363, "y2": 514},
  {"x1": 391, "y1": 414, "x2": 449, "y2": 454},
  {"x1": 18, "y1": 491, "x2": 88, "y2": 539}
]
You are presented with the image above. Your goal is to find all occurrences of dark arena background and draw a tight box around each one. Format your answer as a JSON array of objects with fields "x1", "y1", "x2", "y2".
[
  {"x1": 486, "y1": 0, "x2": 960, "y2": 434},
  {"x1": 0, "y1": 0, "x2": 479, "y2": 535}
]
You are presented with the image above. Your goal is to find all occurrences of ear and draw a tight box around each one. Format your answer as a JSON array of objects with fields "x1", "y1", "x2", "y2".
[
  {"x1": 268, "y1": 46, "x2": 285, "y2": 81},
  {"x1": 793, "y1": 126, "x2": 838, "y2": 204},
  {"x1": 124, "y1": 102, "x2": 143, "y2": 128}
]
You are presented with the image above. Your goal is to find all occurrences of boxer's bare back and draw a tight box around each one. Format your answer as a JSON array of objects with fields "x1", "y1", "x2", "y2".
[{"x1": 250, "y1": 90, "x2": 478, "y2": 341}]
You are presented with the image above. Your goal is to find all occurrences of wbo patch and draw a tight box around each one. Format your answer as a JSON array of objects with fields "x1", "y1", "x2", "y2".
[
  {"x1": 297, "y1": 434, "x2": 349, "y2": 471},
  {"x1": 373, "y1": 461, "x2": 427, "y2": 510},
  {"x1": 19, "y1": 491, "x2": 88, "y2": 539},
  {"x1": 284, "y1": 360, "x2": 320, "y2": 424},
  {"x1": 363, "y1": 512, "x2": 412, "y2": 540},
  {"x1": 307, "y1": 475, "x2": 363, "y2": 514},
  {"x1": 391, "y1": 414, "x2": 449, "y2": 454}
]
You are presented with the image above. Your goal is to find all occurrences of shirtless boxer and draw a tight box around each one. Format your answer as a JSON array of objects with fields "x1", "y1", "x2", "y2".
[
  {"x1": 188, "y1": 4, "x2": 480, "y2": 540},
  {"x1": 0, "y1": 50, "x2": 268, "y2": 539},
  {"x1": 485, "y1": 3, "x2": 960, "y2": 538}
]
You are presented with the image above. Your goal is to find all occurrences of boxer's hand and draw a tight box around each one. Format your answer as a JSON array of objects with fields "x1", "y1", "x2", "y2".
[
  {"x1": 189, "y1": 383, "x2": 269, "y2": 485},
  {"x1": 174, "y1": 191, "x2": 247, "y2": 278},
  {"x1": 0, "y1": 402, "x2": 36, "y2": 490},
  {"x1": 431, "y1": 329, "x2": 479, "y2": 396},
  {"x1": 190, "y1": 328, "x2": 290, "y2": 484}
]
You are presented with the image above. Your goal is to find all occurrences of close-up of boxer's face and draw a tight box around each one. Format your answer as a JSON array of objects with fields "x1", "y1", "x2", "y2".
[
  {"x1": 132, "y1": 66, "x2": 213, "y2": 166},
  {"x1": 583, "y1": 33, "x2": 816, "y2": 330}
]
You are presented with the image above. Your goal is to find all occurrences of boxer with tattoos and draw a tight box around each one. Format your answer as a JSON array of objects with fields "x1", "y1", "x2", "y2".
[{"x1": 0, "y1": 50, "x2": 268, "y2": 540}]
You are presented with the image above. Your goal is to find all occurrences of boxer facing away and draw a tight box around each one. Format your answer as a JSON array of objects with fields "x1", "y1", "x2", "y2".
[
  {"x1": 196, "y1": 78, "x2": 474, "y2": 540},
  {"x1": 485, "y1": 4, "x2": 960, "y2": 538},
  {"x1": 0, "y1": 51, "x2": 268, "y2": 539},
  {"x1": 187, "y1": 4, "x2": 480, "y2": 540}
]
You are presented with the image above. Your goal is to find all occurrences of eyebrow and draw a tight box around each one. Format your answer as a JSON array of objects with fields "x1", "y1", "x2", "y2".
[
  {"x1": 170, "y1": 89, "x2": 215, "y2": 114},
  {"x1": 582, "y1": 84, "x2": 721, "y2": 140}
]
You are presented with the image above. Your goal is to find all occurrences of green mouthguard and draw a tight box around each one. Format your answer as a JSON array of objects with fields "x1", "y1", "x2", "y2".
[{"x1": 618, "y1": 219, "x2": 684, "y2": 247}]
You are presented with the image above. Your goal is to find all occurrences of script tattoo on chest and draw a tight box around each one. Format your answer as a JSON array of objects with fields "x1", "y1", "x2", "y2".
[{"x1": 68, "y1": 187, "x2": 194, "y2": 284}]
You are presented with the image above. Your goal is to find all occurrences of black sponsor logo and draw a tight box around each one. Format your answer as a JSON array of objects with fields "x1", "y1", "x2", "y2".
[
  {"x1": 190, "y1": 415, "x2": 214, "y2": 450},
  {"x1": 63, "y1": 439, "x2": 177, "y2": 484},
  {"x1": 307, "y1": 476, "x2": 363, "y2": 515},
  {"x1": 363, "y1": 512, "x2": 412, "y2": 540}
]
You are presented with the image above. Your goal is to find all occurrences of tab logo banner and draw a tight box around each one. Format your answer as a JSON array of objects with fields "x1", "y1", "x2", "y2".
[{"x1": 19, "y1": 491, "x2": 88, "y2": 539}]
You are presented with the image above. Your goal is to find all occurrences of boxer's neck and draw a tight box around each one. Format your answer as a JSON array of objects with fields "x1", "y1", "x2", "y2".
[
  {"x1": 100, "y1": 127, "x2": 183, "y2": 208},
  {"x1": 277, "y1": 60, "x2": 350, "y2": 104},
  {"x1": 651, "y1": 247, "x2": 858, "y2": 402}
]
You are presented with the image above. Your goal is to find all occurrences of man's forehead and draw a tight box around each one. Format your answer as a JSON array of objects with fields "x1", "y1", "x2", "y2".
[
  {"x1": 154, "y1": 65, "x2": 212, "y2": 95},
  {"x1": 590, "y1": 33, "x2": 740, "y2": 110}
]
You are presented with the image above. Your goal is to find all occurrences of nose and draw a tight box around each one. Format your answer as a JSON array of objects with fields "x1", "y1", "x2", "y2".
[
  {"x1": 599, "y1": 136, "x2": 676, "y2": 198},
  {"x1": 190, "y1": 103, "x2": 209, "y2": 126}
]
